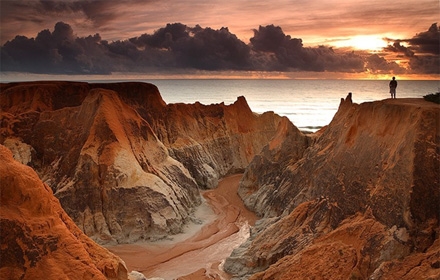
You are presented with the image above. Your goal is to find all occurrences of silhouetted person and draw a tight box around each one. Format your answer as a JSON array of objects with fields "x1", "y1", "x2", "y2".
[{"x1": 389, "y1": 77, "x2": 397, "y2": 98}]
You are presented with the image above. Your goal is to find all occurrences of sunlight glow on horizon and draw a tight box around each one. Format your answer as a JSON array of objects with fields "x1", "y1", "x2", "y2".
[{"x1": 329, "y1": 35, "x2": 388, "y2": 51}]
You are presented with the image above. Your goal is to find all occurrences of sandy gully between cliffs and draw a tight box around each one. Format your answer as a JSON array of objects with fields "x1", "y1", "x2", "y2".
[{"x1": 107, "y1": 174, "x2": 257, "y2": 280}]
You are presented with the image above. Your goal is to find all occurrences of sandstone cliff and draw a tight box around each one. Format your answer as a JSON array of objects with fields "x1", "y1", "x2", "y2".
[
  {"x1": 0, "y1": 145, "x2": 128, "y2": 280},
  {"x1": 225, "y1": 94, "x2": 440, "y2": 279},
  {"x1": 0, "y1": 81, "x2": 281, "y2": 244}
]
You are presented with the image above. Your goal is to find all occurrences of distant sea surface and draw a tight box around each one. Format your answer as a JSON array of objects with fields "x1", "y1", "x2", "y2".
[
  {"x1": 3, "y1": 77, "x2": 438, "y2": 132},
  {"x1": 142, "y1": 79, "x2": 439, "y2": 132}
]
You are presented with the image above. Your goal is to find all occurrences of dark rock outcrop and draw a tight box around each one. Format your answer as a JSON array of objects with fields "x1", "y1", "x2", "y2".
[
  {"x1": 0, "y1": 81, "x2": 282, "y2": 244},
  {"x1": 0, "y1": 145, "x2": 128, "y2": 280},
  {"x1": 225, "y1": 94, "x2": 440, "y2": 279}
]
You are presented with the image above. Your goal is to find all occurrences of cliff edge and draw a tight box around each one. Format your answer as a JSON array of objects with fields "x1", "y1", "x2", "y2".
[
  {"x1": 0, "y1": 145, "x2": 128, "y2": 280},
  {"x1": 225, "y1": 94, "x2": 440, "y2": 279}
]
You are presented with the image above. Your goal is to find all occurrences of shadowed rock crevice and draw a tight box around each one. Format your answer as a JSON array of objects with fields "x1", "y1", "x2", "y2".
[
  {"x1": 225, "y1": 94, "x2": 440, "y2": 279},
  {"x1": 0, "y1": 81, "x2": 282, "y2": 244}
]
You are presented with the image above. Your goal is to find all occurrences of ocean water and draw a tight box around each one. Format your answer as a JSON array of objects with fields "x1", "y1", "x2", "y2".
[
  {"x1": 144, "y1": 79, "x2": 439, "y2": 132},
  {"x1": 3, "y1": 76, "x2": 437, "y2": 132}
]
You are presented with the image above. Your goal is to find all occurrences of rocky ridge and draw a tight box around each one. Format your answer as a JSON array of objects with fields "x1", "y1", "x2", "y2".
[
  {"x1": 3, "y1": 81, "x2": 439, "y2": 280},
  {"x1": 225, "y1": 93, "x2": 440, "y2": 279},
  {"x1": 0, "y1": 145, "x2": 128, "y2": 280},
  {"x1": 0, "y1": 81, "x2": 282, "y2": 244}
]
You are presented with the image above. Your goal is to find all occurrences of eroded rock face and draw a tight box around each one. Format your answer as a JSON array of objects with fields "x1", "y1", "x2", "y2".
[
  {"x1": 0, "y1": 81, "x2": 281, "y2": 244},
  {"x1": 237, "y1": 116, "x2": 311, "y2": 217},
  {"x1": 0, "y1": 145, "x2": 128, "y2": 280},
  {"x1": 152, "y1": 96, "x2": 282, "y2": 189},
  {"x1": 225, "y1": 94, "x2": 440, "y2": 279}
]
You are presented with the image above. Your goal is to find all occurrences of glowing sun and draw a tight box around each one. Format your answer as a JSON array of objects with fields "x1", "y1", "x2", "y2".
[{"x1": 333, "y1": 35, "x2": 388, "y2": 51}]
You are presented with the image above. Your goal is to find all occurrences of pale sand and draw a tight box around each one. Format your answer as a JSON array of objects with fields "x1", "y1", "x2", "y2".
[{"x1": 107, "y1": 174, "x2": 257, "y2": 280}]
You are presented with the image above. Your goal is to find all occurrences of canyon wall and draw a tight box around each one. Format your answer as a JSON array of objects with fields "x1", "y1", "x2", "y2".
[
  {"x1": 0, "y1": 81, "x2": 282, "y2": 244},
  {"x1": 0, "y1": 145, "x2": 128, "y2": 280},
  {"x1": 225, "y1": 94, "x2": 440, "y2": 279},
  {"x1": 3, "y1": 81, "x2": 438, "y2": 280}
]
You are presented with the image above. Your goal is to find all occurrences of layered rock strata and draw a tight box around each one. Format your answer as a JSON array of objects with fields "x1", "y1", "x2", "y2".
[
  {"x1": 225, "y1": 94, "x2": 440, "y2": 279},
  {"x1": 0, "y1": 145, "x2": 128, "y2": 280},
  {"x1": 0, "y1": 81, "x2": 281, "y2": 244}
]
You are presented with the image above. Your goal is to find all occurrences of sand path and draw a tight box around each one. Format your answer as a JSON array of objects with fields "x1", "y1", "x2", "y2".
[{"x1": 107, "y1": 174, "x2": 257, "y2": 280}]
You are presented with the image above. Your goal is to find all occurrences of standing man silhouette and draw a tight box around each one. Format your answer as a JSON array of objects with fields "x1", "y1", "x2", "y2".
[{"x1": 389, "y1": 77, "x2": 397, "y2": 98}]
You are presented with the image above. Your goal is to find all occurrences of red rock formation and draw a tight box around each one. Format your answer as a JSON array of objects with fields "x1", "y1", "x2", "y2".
[
  {"x1": 0, "y1": 145, "x2": 127, "y2": 280},
  {"x1": 0, "y1": 81, "x2": 281, "y2": 244},
  {"x1": 151, "y1": 95, "x2": 282, "y2": 189},
  {"x1": 225, "y1": 94, "x2": 440, "y2": 279}
]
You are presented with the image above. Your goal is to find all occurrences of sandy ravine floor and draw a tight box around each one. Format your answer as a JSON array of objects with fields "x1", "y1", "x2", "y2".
[{"x1": 107, "y1": 174, "x2": 257, "y2": 280}]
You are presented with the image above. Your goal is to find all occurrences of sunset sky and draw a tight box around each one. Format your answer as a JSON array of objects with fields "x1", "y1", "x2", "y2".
[{"x1": 0, "y1": 0, "x2": 439, "y2": 79}]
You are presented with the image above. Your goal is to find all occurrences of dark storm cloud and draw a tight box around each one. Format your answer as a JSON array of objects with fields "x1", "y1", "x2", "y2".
[
  {"x1": 0, "y1": 21, "x2": 435, "y2": 75},
  {"x1": 173, "y1": 25, "x2": 251, "y2": 70},
  {"x1": 0, "y1": 22, "x2": 252, "y2": 74},
  {"x1": 250, "y1": 25, "x2": 364, "y2": 72},
  {"x1": 0, "y1": 22, "x2": 112, "y2": 74},
  {"x1": 405, "y1": 23, "x2": 439, "y2": 55},
  {"x1": 384, "y1": 23, "x2": 439, "y2": 74},
  {"x1": 405, "y1": 23, "x2": 440, "y2": 74},
  {"x1": 385, "y1": 23, "x2": 439, "y2": 57},
  {"x1": 130, "y1": 23, "x2": 190, "y2": 49},
  {"x1": 365, "y1": 54, "x2": 406, "y2": 75},
  {"x1": 384, "y1": 42, "x2": 415, "y2": 57},
  {"x1": 251, "y1": 25, "x2": 299, "y2": 53},
  {"x1": 128, "y1": 23, "x2": 252, "y2": 70},
  {"x1": 408, "y1": 55, "x2": 440, "y2": 75}
]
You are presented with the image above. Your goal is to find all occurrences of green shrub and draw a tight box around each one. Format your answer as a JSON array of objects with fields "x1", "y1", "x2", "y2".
[{"x1": 423, "y1": 92, "x2": 440, "y2": 104}]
